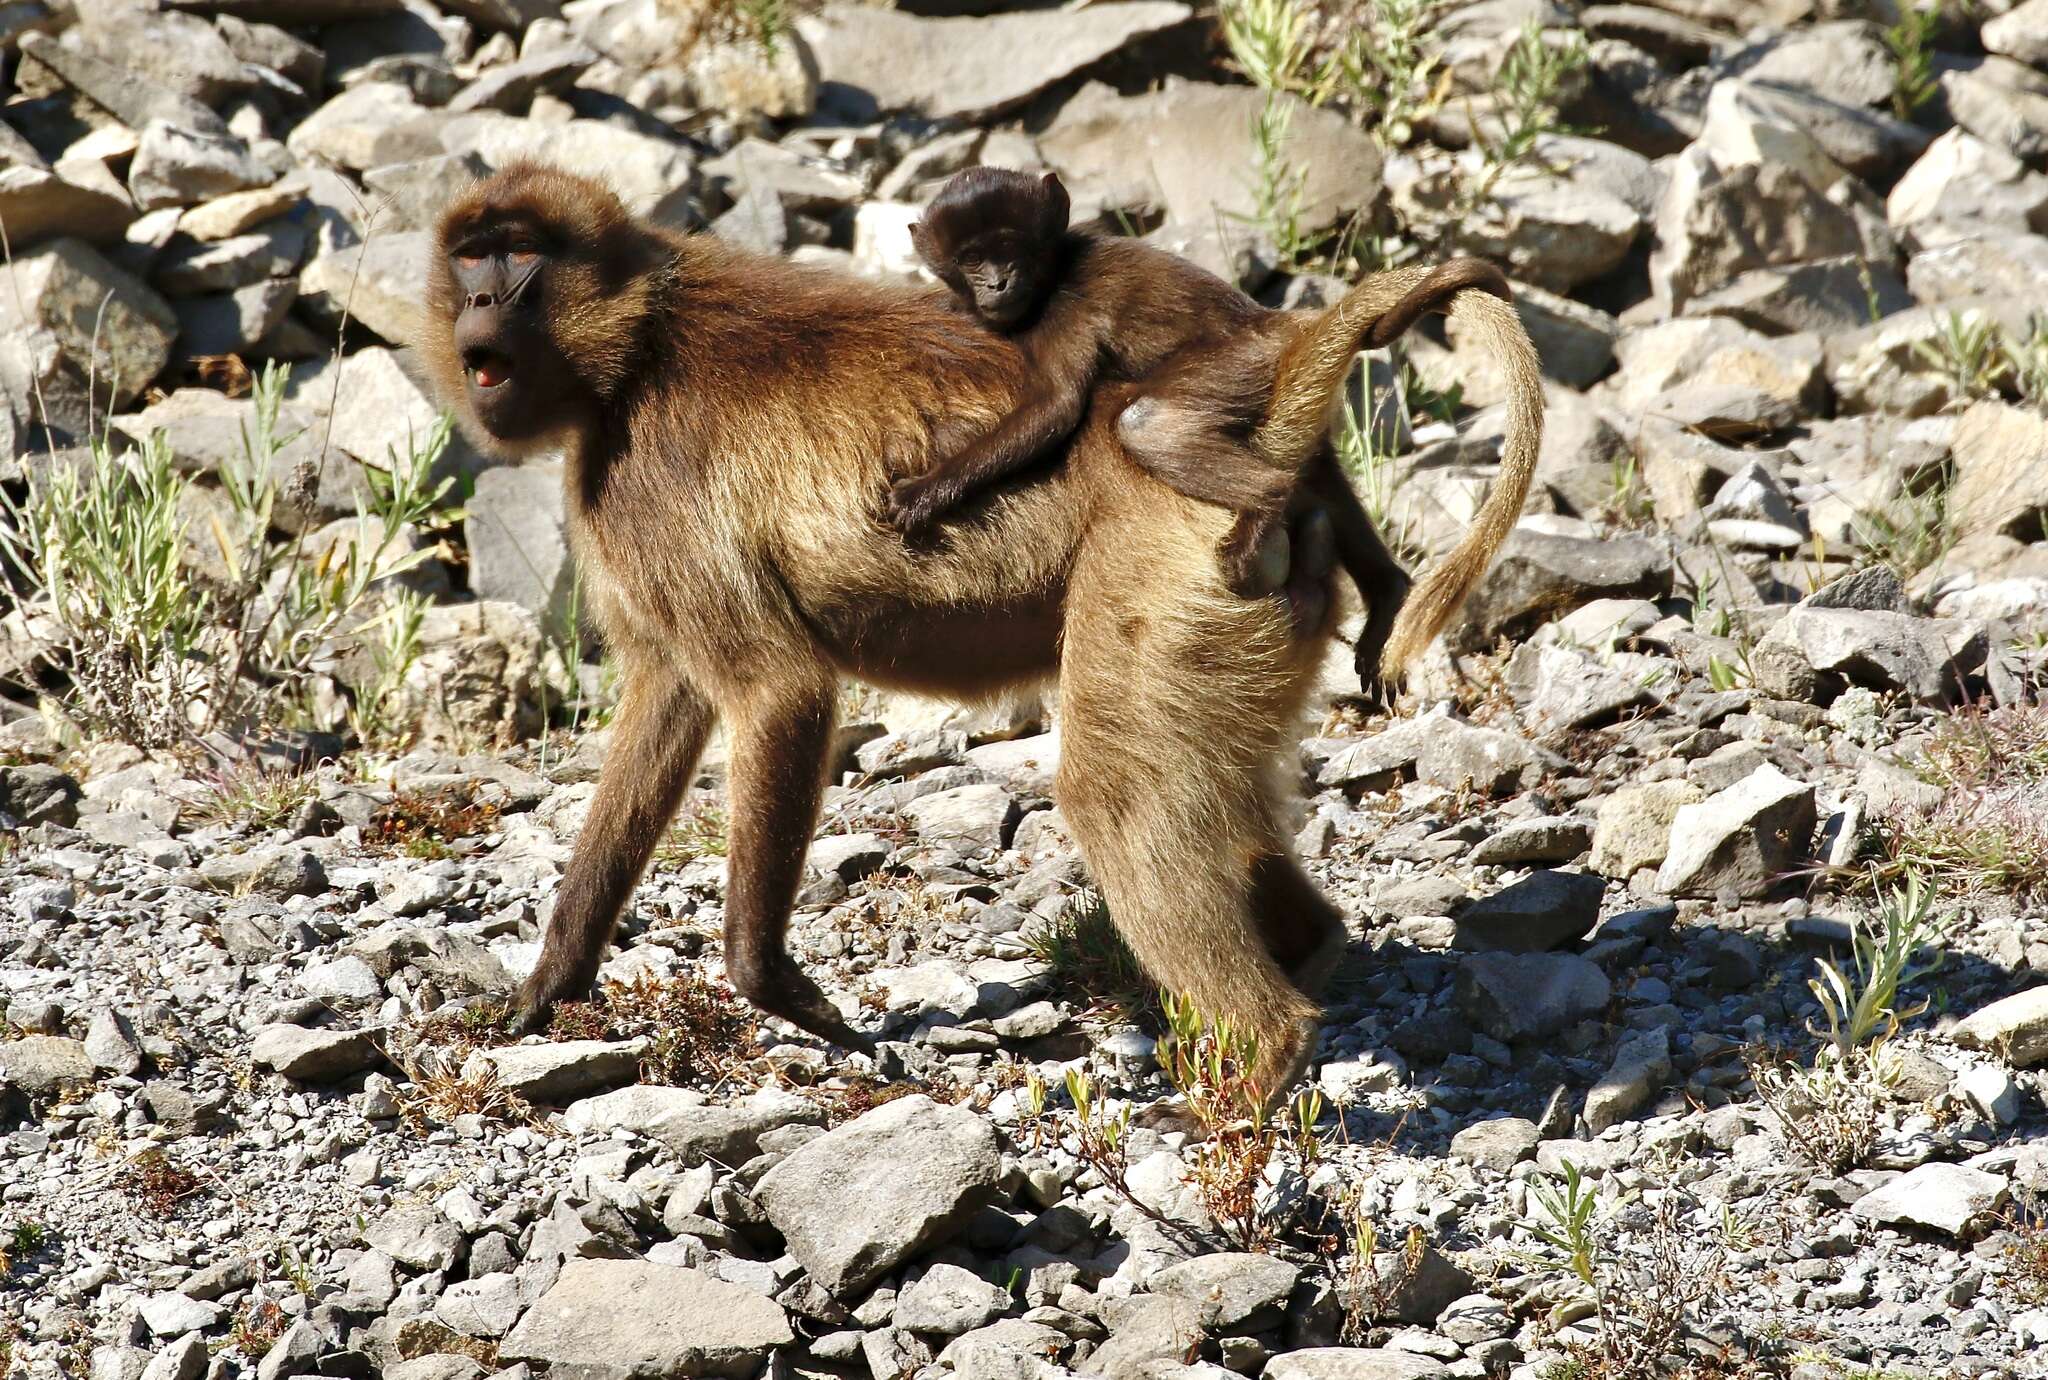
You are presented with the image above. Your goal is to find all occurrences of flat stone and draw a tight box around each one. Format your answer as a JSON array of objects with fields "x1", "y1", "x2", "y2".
[
  {"x1": 468, "y1": 1039, "x2": 645, "y2": 1104},
  {"x1": 1150, "y1": 1252, "x2": 1300, "y2": 1331},
  {"x1": 1590, "y1": 780, "x2": 1701, "y2": 879},
  {"x1": 1455, "y1": 953, "x2": 1610, "y2": 1043},
  {"x1": 137, "y1": 1292, "x2": 222, "y2": 1338},
  {"x1": 756, "y1": 1093, "x2": 1001, "y2": 1296},
  {"x1": 560, "y1": 1085, "x2": 819, "y2": 1164},
  {"x1": 1264, "y1": 1350, "x2": 1449, "y2": 1380},
  {"x1": 1953, "y1": 986, "x2": 2048, "y2": 1068},
  {"x1": 365, "y1": 1205, "x2": 463, "y2": 1271},
  {"x1": 1850, "y1": 1162, "x2": 2008, "y2": 1240},
  {"x1": 1453, "y1": 870, "x2": 1603, "y2": 952},
  {"x1": 1583, "y1": 1028, "x2": 1672, "y2": 1133},
  {"x1": 499, "y1": 1259, "x2": 793, "y2": 1377},
  {"x1": 1449, "y1": 1117, "x2": 1542, "y2": 1172},
  {"x1": 894, "y1": 1261, "x2": 1012, "y2": 1336},
  {"x1": 249, "y1": 1025, "x2": 380, "y2": 1082},
  {"x1": 801, "y1": 2, "x2": 1193, "y2": 122},
  {"x1": 1466, "y1": 816, "x2": 1594, "y2": 867}
]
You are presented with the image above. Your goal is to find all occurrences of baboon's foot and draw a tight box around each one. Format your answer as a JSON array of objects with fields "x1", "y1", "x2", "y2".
[
  {"x1": 506, "y1": 962, "x2": 599, "y2": 1035},
  {"x1": 732, "y1": 951, "x2": 878, "y2": 1057}
]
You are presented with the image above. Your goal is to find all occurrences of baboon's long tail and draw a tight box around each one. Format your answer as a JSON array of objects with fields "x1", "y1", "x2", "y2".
[{"x1": 1249, "y1": 259, "x2": 1544, "y2": 682}]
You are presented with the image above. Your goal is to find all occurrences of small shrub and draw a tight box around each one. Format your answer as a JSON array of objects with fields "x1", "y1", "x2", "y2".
[
  {"x1": 2003, "y1": 1189, "x2": 2048, "y2": 1304},
  {"x1": 228, "y1": 1301, "x2": 289, "y2": 1360},
  {"x1": 397, "y1": 1054, "x2": 536, "y2": 1129},
  {"x1": 1884, "y1": 3, "x2": 1941, "y2": 122},
  {"x1": 654, "y1": 805, "x2": 729, "y2": 867},
  {"x1": 1912, "y1": 310, "x2": 2007, "y2": 404},
  {"x1": 362, "y1": 787, "x2": 501, "y2": 857},
  {"x1": 123, "y1": 1149, "x2": 205, "y2": 1215}
]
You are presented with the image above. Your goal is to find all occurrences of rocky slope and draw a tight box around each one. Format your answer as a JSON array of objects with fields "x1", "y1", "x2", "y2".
[{"x1": 4, "y1": 1, "x2": 2048, "y2": 1379}]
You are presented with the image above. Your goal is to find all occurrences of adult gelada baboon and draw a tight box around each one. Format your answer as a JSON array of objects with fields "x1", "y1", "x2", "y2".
[{"x1": 424, "y1": 163, "x2": 1542, "y2": 1091}]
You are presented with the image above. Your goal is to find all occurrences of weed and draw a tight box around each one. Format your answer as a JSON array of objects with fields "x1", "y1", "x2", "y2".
[
  {"x1": 1850, "y1": 477, "x2": 1953, "y2": 581},
  {"x1": 1023, "y1": 902, "x2": 1156, "y2": 1027},
  {"x1": 1749, "y1": 875, "x2": 1946, "y2": 1171},
  {"x1": 362, "y1": 787, "x2": 501, "y2": 855},
  {"x1": 1913, "y1": 310, "x2": 2008, "y2": 404},
  {"x1": 2004, "y1": 313, "x2": 2048, "y2": 409},
  {"x1": 0, "y1": 1220, "x2": 45, "y2": 1276},
  {"x1": 823, "y1": 1073, "x2": 928, "y2": 1123},
  {"x1": 1875, "y1": 783, "x2": 2048, "y2": 898},
  {"x1": 0, "y1": 360, "x2": 460, "y2": 748},
  {"x1": 228, "y1": 1301, "x2": 289, "y2": 1359},
  {"x1": 123, "y1": 1148, "x2": 205, "y2": 1215},
  {"x1": 1436, "y1": 22, "x2": 1588, "y2": 243},
  {"x1": 183, "y1": 761, "x2": 318, "y2": 831},
  {"x1": 1159, "y1": 992, "x2": 1331, "y2": 1249},
  {"x1": 397, "y1": 1052, "x2": 536, "y2": 1129},
  {"x1": 562, "y1": 972, "x2": 760, "y2": 1088},
  {"x1": 351, "y1": 587, "x2": 429, "y2": 750},
  {"x1": 1883, "y1": 4, "x2": 1941, "y2": 122},
  {"x1": 2003, "y1": 1189, "x2": 2048, "y2": 1304},
  {"x1": 654, "y1": 805, "x2": 729, "y2": 868},
  {"x1": 1518, "y1": 1162, "x2": 1730, "y2": 1376}
]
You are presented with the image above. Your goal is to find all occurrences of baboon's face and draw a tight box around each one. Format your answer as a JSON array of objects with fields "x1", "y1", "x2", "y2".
[
  {"x1": 950, "y1": 231, "x2": 1047, "y2": 329},
  {"x1": 442, "y1": 214, "x2": 572, "y2": 443}
]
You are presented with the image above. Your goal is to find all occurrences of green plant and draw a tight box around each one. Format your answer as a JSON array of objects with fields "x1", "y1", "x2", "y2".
[
  {"x1": 1884, "y1": 3, "x2": 1941, "y2": 122},
  {"x1": 1158, "y1": 991, "x2": 1328, "y2": 1250},
  {"x1": 1440, "y1": 22, "x2": 1588, "y2": 238},
  {"x1": 1850, "y1": 477, "x2": 1954, "y2": 580},
  {"x1": 1023, "y1": 902, "x2": 1155, "y2": 1025},
  {"x1": 655, "y1": 804, "x2": 730, "y2": 866},
  {"x1": 1245, "y1": 93, "x2": 1321, "y2": 268},
  {"x1": 350, "y1": 587, "x2": 429, "y2": 749},
  {"x1": 1913, "y1": 309, "x2": 2007, "y2": 404},
  {"x1": 1807, "y1": 872, "x2": 1946, "y2": 1062},
  {"x1": 1519, "y1": 1163, "x2": 1729, "y2": 1377},
  {"x1": 184, "y1": 761, "x2": 320, "y2": 831},
  {"x1": 0, "y1": 431, "x2": 216, "y2": 746},
  {"x1": 1331, "y1": 392, "x2": 1424, "y2": 565}
]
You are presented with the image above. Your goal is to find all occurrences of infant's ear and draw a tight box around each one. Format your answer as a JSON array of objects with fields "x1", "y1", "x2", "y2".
[{"x1": 1038, "y1": 172, "x2": 1071, "y2": 235}]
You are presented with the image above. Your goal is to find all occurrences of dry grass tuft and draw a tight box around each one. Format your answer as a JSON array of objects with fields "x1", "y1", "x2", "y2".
[
  {"x1": 123, "y1": 1149, "x2": 205, "y2": 1216},
  {"x1": 1024, "y1": 902, "x2": 1156, "y2": 1028}
]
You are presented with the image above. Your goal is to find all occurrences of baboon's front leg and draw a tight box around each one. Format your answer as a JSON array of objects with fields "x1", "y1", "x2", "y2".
[
  {"x1": 718, "y1": 679, "x2": 876, "y2": 1053},
  {"x1": 510, "y1": 670, "x2": 715, "y2": 1032}
]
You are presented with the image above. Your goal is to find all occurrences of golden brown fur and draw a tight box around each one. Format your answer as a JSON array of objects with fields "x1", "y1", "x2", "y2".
[{"x1": 423, "y1": 163, "x2": 1538, "y2": 1093}]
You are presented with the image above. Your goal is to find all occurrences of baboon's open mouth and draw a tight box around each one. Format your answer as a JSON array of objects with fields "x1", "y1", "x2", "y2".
[{"x1": 465, "y1": 351, "x2": 513, "y2": 389}]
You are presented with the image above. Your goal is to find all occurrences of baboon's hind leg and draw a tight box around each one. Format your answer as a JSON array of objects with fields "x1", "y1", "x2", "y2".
[
  {"x1": 1057, "y1": 501, "x2": 1330, "y2": 1096},
  {"x1": 1249, "y1": 852, "x2": 1348, "y2": 999}
]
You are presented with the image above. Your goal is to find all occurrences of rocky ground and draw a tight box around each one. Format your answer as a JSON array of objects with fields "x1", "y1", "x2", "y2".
[{"x1": 7, "y1": 0, "x2": 2048, "y2": 1378}]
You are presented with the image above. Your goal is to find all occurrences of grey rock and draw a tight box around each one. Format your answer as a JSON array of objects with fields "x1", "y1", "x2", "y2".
[
  {"x1": 298, "y1": 233, "x2": 429, "y2": 346},
  {"x1": 365, "y1": 1205, "x2": 463, "y2": 1271},
  {"x1": 0, "y1": 159, "x2": 139, "y2": 251},
  {"x1": 250, "y1": 1025, "x2": 380, "y2": 1082},
  {"x1": 904, "y1": 783, "x2": 1019, "y2": 853},
  {"x1": 1583, "y1": 1028, "x2": 1672, "y2": 1133},
  {"x1": 0, "y1": 1035, "x2": 93, "y2": 1095},
  {"x1": 84, "y1": 1008, "x2": 144, "y2": 1076},
  {"x1": 129, "y1": 121, "x2": 275, "y2": 212},
  {"x1": 1953, "y1": 986, "x2": 2048, "y2": 1068},
  {"x1": 1264, "y1": 1350, "x2": 1448, "y2": 1380},
  {"x1": 1850, "y1": 1163, "x2": 2008, "y2": 1240},
  {"x1": 756, "y1": 1093, "x2": 1002, "y2": 1296},
  {"x1": 1752, "y1": 607, "x2": 1983, "y2": 704},
  {"x1": 1986, "y1": 0, "x2": 2048, "y2": 66},
  {"x1": 1150, "y1": 1252, "x2": 1299, "y2": 1330},
  {"x1": 438, "y1": 114, "x2": 699, "y2": 225},
  {"x1": 199, "y1": 845, "x2": 329, "y2": 898},
  {"x1": 1889, "y1": 129, "x2": 2048, "y2": 239},
  {"x1": 1465, "y1": 815, "x2": 1594, "y2": 867},
  {"x1": 173, "y1": 280, "x2": 299, "y2": 358},
  {"x1": 1415, "y1": 718, "x2": 1560, "y2": 797},
  {"x1": 499, "y1": 1259, "x2": 793, "y2": 1377},
  {"x1": 468, "y1": 1039, "x2": 644, "y2": 1103},
  {"x1": 364, "y1": 153, "x2": 494, "y2": 232},
  {"x1": 1453, "y1": 870, "x2": 1603, "y2": 952},
  {"x1": 0, "y1": 764, "x2": 81, "y2": 826},
  {"x1": 448, "y1": 42, "x2": 597, "y2": 113},
  {"x1": 1083, "y1": 1293, "x2": 1207, "y2": 1377},
  {"x1": 1449, "y1": 1117, "x2": 1542, "y2": 1171},
  {"x1": 1043, "y1": 81, "x2": 1381, "y2": 251},
  {"x1": 18, "y1": 32, "x2": 225, "y2": 138},
  {"x1": 1655, "y1": 764, "x2": 1815, "y2": 898},
  {"x1": 1359, "y1": 1244, "x2": 1474, "y2": 1326},
  {"x1": 1507, "y1": 642, "x2": 1654, "y2": 732},
  {"x1": 1590, "y1": 780, "x2": 1700, "y2": 878},
  {"x1": 561, "y1": 1085, "x2": 820, "y2": 1164},
  {"x1": 1951, "y1": 399, "x2": 2048, "y2": 542},
  {"x1": 1455, "y1": 529, "x2": 1671, "y2": 650},
  {"x1": 435, "y1": 1271, "x2": 525, "y2": 1338},
  {"x1": 1803, "y1": 565, "x2": 1908, "y2": 613},
  {"x1": 154, "y1": 221, "x2": 308, "y2": 295},
  {"x1": 0, "y1": 238, "x2": 177, "y2": 426},
  {"x1": 801, "y1": 3, "x2": 1192, "y2": 122},
  {"x1": 895, "y1": 1261, "x2": 1012, "y2": 1336},
  {"x1": 466, "y1": 460, "x2": 574, "y2": 634},
  {"x1": 137, "y1": 1293, "x2": 222, "y2": 1338},
  {"x1": 298, "y1": 956, "x2": 384, "y2": 1003},
  {"x1": 1455, "y1": 952, "x2": 1610, "y2": 1042}
]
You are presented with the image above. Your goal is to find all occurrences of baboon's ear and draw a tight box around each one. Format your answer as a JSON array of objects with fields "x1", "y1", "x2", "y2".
[
  {"x1": 1038, "y1": 172, "x2": 1071, "y2": 237},
  {"x1": 910, "y1": 216, "x2": 937, "y2": 265}
]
